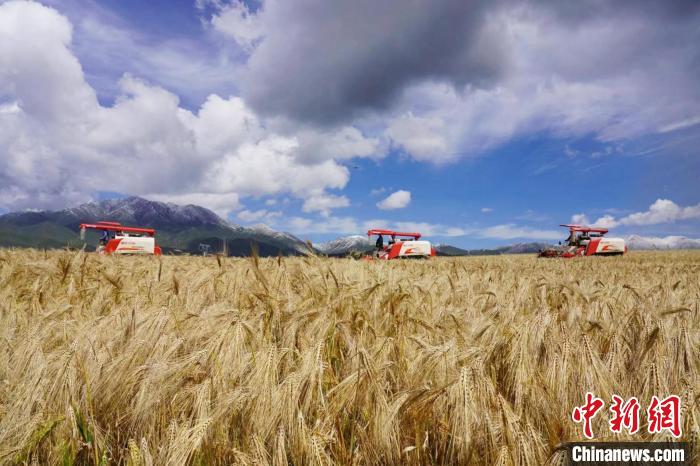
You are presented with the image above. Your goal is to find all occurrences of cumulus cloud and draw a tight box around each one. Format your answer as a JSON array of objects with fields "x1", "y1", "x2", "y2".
[
  {"x1": 236, "y1": 209, "x2": 281, "y2": 224},
  {"x1": 208, "y1": 0, "x2": 264, "y2": 51},
  {"x1": 376, "y1": 190, "x2": 411, "y2": 210},
  {"x1": 571, "y1": 199, "x2": 700, "y2": 229},
  {"x1": 481, "y1": 207, "x2": 493, "y2": 213},
  {"x1": 197, "y1": 0, "x2": 700, "y2": 164},
  {"x1": 0, "y1": 1, "x2": 374, "y2": 215},
  {"x1": 570, "y1": 213, "x2": 590, "y2": 225},
  {"x1": 302, "y1": 193, "x2": 350, "y2": 216},
  {"x1": 231, "y1": 0, "x2": 506, "y2": 124}
]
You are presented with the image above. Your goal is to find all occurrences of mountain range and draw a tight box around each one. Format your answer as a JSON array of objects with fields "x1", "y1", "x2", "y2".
[
  {"x1": 624, "y1": 234, "x2": 700, "y2": 250},
  {"x1": 0, "y1": 196, "x2": 312, "y2": 256},
  {"x1": 0, "y1": 197, "x2": 698, "y2": 256}
]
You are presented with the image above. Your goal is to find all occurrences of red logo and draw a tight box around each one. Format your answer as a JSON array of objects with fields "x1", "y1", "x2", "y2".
[
  {"x1": 572, "y1": 393, "x2": 682, "y2": 438},
  {"x1": 647, "y1": 395, "x2": 681, "y2": 437},
  {"x1": 609, "y1": 395, "x2": 640, "y2": 434},
  {"x1": 572, "y1": 392, "x2": 605, "y2": 439}
]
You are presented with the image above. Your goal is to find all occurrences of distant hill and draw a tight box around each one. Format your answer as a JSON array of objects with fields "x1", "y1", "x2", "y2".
[
  {"x1": 434, "y1": 244, "x2": 472, "y2": 256},
  {"x1": 436, "y1": 242, "x2": 550, "y2": 256},
  {"x1": 0, "y1": 196, "x2": 313, "y2": 256}
]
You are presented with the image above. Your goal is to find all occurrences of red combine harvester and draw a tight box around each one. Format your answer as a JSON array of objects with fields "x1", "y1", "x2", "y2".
[
  {"x1": 367, "y1": 229, "x2": 436, "y2": 259},
  {"x1": 538, "y1": 224, "x2": 627, "y2": 258},
  {"x1": 79, "y1": 221, "x2": 162, "y2": 255}
]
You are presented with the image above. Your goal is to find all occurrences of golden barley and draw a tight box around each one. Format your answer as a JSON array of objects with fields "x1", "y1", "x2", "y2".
[{"x1": 0, "y1": 250, "x2": 697, "y2": 464}]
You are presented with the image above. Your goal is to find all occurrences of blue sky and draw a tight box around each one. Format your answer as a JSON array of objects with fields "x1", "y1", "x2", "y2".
[{"x1": 0, "y1": 0, "x2": 698, "y2": 248}]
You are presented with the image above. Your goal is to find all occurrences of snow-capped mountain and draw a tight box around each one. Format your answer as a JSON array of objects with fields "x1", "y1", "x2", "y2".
[
  {"x1": 315, "y1": 235, "x2": 373, "y2": 255},
  {"x1": 625, "y1": 235, "x2": 700, "y2": 250},
  {"x1": 246, "y1": 223, "x2": 311, "y2": 248},
  {"x1": 59, "y1": 196, "x2": 227, "y2": 228}
]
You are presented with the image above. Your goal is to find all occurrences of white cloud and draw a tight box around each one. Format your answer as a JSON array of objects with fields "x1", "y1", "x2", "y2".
[
  {"x1": 67, "y1": 2, "x2": 240, "y2": 107},
  {"x1": 658, "y1": 115, "x2": 700, "y2": 134},
  {"x1": 477, "y1": 224, "x2": 561, "y2": 241},
  {"x1": 237, "y1": 209, "x2": 281, "y2": 223},
  {"x1": 382, "y1": 7, "x2": 700, "y2": 164},
  {"x1": 481, "y1": 207, "x2": 493, "y2": 213},
  {"x1": 294, "y1": 126, "x2": 380, "y2": 164},
  {"x1": 618, "y1": 199, "x2": 700, "y2": 226},
  {"x1": 386, "y1": 113, "x2": 451, "y2": 161},
  {"x1": 575, "y1": 199, "x2": 700, "y2": 229},
  {"x1": 302, "y1": 193, "x2": 350, "y2": 216},
  {"x1": 570, "y1": 213, "x2": 590, "y2": 225},
  {"x1": 564, "y1": 145, "x2": 579, "y2": 158},
  {"x1": 209, "y1": 0, "x2": 264, "y2": 51},
  {"x1": 590, "y1": 214, "x2": 618, "y2": 229},
  {"x1": 376, "y1": 190, "x2": 411, "y2": 210},
  {"x1": 0, "y1": 101, "x2": 20, "y2": 114},
  {"x1": 0, "y1": 1, "x2": 374, "y2": 215}
]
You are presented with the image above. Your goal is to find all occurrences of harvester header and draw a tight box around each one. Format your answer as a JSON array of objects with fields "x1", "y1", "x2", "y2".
[
  {"x1": 79, "y1": 221, "x2": 156, "y2": 236},
  {"x1": 367, "y1": 229, "x2": 421, "y2": 239},
  {"x1": 559, "y1": 224, "x2": 609, "y2": 234}
]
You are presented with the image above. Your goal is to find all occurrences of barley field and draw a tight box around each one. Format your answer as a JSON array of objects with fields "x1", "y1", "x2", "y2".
[{"x1": 0, "y1": 249, "x2": 698, "y2": 465}]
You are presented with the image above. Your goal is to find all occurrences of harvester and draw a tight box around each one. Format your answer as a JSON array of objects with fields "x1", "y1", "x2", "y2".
[
  {"x1": 538, "y1": 224, "x2": 626, "y2": 258},
  {"x1": 79, "y1": 221, "x2": 162, "y2": 255},
  {"x1": 367, "y1": 229, "x2": 436, "y2": 259}
]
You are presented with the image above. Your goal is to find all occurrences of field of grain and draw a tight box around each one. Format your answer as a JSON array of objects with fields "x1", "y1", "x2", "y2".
[{"x1": 0, "y1": 249, "x2": 698, "y2": 465}]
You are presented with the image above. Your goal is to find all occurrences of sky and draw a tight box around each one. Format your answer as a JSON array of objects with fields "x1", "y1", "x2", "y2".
[{"x1": 0, "y1": 0, "x2": 699, "y2": 248}]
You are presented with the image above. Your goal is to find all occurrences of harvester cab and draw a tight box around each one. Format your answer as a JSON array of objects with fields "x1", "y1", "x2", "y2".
[
  {"x1": 79, "y1": 221, "x2": 162, "y2": 255},
  {"x1": 367, "y1": 229, "x2": 436, "y2": 259},
  {"x1": 538, "y1": 224, "x2": 626, "y2": 258}
]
